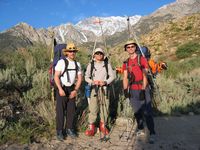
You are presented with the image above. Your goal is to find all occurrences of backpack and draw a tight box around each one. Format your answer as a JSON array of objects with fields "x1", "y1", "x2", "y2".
[
  {"x1": 89, "y1": 57, "x2": 109, "y2": 80},
  {"x1": 85, "y1": 57, "x2": 109, "y2": 98},
  {"x1": 123, "y1": 54, "x2": 143, "y2": 85},
  {"x1": 49, "y1": 43, "x2": 79, "y2": 87},
  {"x1": 137, "y1": 46, "x2": 151, "y2": 60}
]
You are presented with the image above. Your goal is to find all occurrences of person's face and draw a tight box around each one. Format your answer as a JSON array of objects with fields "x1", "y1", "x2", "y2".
[
  {"x1": 66, "y1": 50, "x2": 77, "y2": 60},
  {"x1": 126, "y1": 44, "x2": 136, "y2": 54},
  {"x1": 94, "y1": 51, "x2": 104, "y2": 61}
]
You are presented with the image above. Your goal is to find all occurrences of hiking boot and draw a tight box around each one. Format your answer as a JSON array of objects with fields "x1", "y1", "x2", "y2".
[
  {"x1": 56, "y1": 130, "x2": 64, "y2": 141},
  {"x1": 85, "y1": 124, "x2": 96, "y2": 136},
  {"x1": 136, "y1": 129, "x2": 145, "y2": 137},
  {"x1": 149, "y1": 134, "x2": 156, "y2": 144},
  {"x1": 66, "y1": 129, "x2": 77, "y2": 138},
  {"x1": 99, "y1": 122, "x2": 109, "y2": 135}
]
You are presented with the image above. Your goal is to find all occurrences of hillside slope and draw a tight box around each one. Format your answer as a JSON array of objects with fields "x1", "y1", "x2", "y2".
[{"x1": 108, "y1": 13, "x2": 200, "y2": 66}]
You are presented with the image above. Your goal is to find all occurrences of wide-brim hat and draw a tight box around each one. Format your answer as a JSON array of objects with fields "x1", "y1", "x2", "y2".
[
  {"x1": 63, "y1": 42, "x2": 78, "y2": 52},
  {"x1": 93, "y1": 48, "x2": 105, "y2": 56},
  {"x1": 124, "y1": 40, "x2": 137, "y2": 51},
  {"x1": 62, "y1": 42, "x2": 78, "y2": 56},
  {"x1": 92, "y1": 48, "x2": 106, "y2": 60}
]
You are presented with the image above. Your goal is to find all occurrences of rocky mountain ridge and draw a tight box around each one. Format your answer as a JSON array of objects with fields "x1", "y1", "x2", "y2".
[{"x1": 0, "y1": 0, "x2": 200, "y2": 51}]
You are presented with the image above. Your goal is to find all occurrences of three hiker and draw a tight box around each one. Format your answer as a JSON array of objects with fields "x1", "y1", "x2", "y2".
[
  {"x1": 84, "y1": 48, "x2": 115, "y2": 136},
  {"x1": 122, "y1": 40, "x2": 156, "y2": 143},
  {"x1": 54, "y1": 42, "x2": 82, "y2": 141},
  {"x1": 53, "y1": 41, "x2": 157, "y2": 144}
]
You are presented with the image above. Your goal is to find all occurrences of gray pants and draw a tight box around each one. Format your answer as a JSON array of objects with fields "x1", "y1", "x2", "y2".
[{"x1": 129, "y1": 87, "x2": 155, "y2": 134}]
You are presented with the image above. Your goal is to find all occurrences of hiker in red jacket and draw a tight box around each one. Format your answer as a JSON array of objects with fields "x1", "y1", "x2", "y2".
[{"x1": 122, "y1": 40, "x2": 156, "y2": 144}]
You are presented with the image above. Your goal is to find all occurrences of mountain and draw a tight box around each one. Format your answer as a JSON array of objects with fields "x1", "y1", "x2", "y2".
[
  {"x1": 108, "y1": 12, "x2": 200, "y2": 66},
  {"x1": 0, "y1": 22, "x2": 53, "y2": 52},
  {"x1": 107, "y1": 0, "x2": 200, "y2": 47},
  {"x1": 51, "y1": 15, "x2": 141, "y2": 44},
  {"x1": 0, "y1": 0, "x2": 200, "y2": 51},
  {"x1": 141, "y1": 13, "x2": 200, "y2": 60}
]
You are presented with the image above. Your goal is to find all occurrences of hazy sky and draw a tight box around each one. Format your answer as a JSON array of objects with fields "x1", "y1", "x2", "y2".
[{"x1": 0, "y1": 0, "x2": 176, "y2": 31}]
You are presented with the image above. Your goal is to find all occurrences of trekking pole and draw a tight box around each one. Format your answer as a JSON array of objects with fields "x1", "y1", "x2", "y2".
[
  {"x1": 119, "y1": 94, "x2": 134, "y2": 142},
  {"x1": 94, "y1": 18, "x2": 109, "y2": 58},
  {"x1": 126, "y1": 16, "x2": 131, "y2": 40},
  {"x1": 89, "y1": 38, "x2": 97, "y2": 61},
  {"x1": 98, "y1": 86, "x2": 111, "y2": 142},
  {"x1": 50, "y1": 31, "x2": 55, "y2": 106},
  {"x1": 133, "y1": 33, "x2": 162, "y2": 103}
]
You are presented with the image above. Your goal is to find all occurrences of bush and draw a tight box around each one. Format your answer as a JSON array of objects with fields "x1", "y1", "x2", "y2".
[
  {"x1": 155, "y1": 69, "x2": 200, "y2": 115},
  {"x1": 0, "y1": 114, "x2": 52, "y2": 144},
  {"x1": 176, "y1": 42, "x2": 200, "y2": 59},
  {"x1": 163, "y1": 57, "x2": 200, "y2": 78}
]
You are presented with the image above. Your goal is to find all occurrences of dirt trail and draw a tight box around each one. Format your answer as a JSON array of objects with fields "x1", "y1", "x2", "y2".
[{"x1": 1, "y1": 115, "x2": 200, "y2": 150}]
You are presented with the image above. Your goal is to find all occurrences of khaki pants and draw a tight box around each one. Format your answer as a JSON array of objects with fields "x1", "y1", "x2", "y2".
[{"x1": 88, "y1": 86, "x2": 110, "y2": 124}]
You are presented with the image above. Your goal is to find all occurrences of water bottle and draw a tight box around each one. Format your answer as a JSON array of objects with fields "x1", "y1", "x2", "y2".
[{"x1": 85, "y1": 84, "x2": 91, "y2": 98}]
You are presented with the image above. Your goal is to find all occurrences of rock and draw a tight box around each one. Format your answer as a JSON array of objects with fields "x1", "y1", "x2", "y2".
[
  {"x1": 188, "y1": 112, "x2": 194, "y2": 116},
  {"x1": 115, "y1": 117, "x2": 130, "y2": 126}
]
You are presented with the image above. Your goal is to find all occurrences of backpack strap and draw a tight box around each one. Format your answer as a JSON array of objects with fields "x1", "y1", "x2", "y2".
[
  {"x1": 104, "y1": 58, "x2": 109, "y2": 79},
  {"x1": 90, "y1": 58, "x2": 109, "y2": 80},
  {"x1": 137, "y1": 54, "x2": 141, "y2": 67},
  {"x1": 123, "y1": 59, "x2": 131, "y2": 85},
  {"x1": 61, "y1": 58, "x2": 79, "y2": 82},
  {"x1": 123, "y1": 58, "x2": 129, "y2": 71},
  {"x1": 74, "y1": 60, "x2": 79, "y2": 78},
  {"x1": 90, "y1": 60, "x2": 95, "y2": 80},
  {"x1": 61, "y1": 58, "x2": 70, "y2": 82}
]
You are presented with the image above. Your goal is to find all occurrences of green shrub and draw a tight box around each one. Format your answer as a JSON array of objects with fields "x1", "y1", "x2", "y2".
[
  {"x1": 22, "y1": 70, "x2": 50, "y2": 105},
  {"x1": 176, "y1": 42, "x2": 200, "y2": 59},
  {"x1": 163, "y1": 57, "x2": 200, "y2": 78},
  {"x1": 0, "y1": 114, "x2": 51, "y2": 144},
  {"x1": 28, "y1": 44, "x2": 50, "y2": 70},
  {"x1": 155, "y1": 69, "x2": 200, "y2": 115}
]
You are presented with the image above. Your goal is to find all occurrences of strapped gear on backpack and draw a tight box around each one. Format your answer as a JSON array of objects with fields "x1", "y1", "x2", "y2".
[
  {"x1": 61, "y1": 58, "x2": 79, "y2": 83},
  {"x1": 137, "y1": 46, "x2": 151, "y2": 60},
  {"x1": 49, "y1": 43, "x2": 79, "y2": 87}
]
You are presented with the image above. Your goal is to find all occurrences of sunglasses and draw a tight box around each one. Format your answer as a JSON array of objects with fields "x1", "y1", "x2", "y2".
[
  {"x1": 68, "y1": 47, "x2": 77, "y2": 50},
  {"x1": 68, "y1": 50, "x2": 77, "y2": 53},
  {"x1": 95, "y1": 52, "x2": 104, "y2": 55},
  {"x1": 126, "y1": 45, "x2": 136, "y2": 49}
]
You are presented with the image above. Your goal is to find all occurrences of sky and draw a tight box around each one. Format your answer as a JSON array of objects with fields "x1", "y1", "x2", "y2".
[{"x1": 0, "y1": 0, "x2": 176, "y2": 32}]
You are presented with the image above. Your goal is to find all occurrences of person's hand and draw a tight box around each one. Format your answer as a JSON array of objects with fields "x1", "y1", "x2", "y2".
[
  {"x1": 161, "y1": 62, "x2": 168, "y2": 70},
  {"x1": 69, "y1": 90, "x2": 77, "y2": 99},
  {"x1": 124, "y1": 89, "x2": 129, "y2": 98},
  {"x1": 99, "y1": 81, "x2": 107, "y2": 86},
  {"x1": 59, "y1": 88, "x2": 66, "y2": 96},
  {"x1": 93, "y1": 80, "x2": 100, "y2": 85},
  {"x1": 139, "y1": 90, "x2": 145, "y2": 101}
]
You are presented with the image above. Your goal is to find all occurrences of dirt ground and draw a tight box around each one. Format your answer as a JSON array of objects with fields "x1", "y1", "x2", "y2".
[{"x1": 1, "y1": 115, "x2": 200, "y2": 150}]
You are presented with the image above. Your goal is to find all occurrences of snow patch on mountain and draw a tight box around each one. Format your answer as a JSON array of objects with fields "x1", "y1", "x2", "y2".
[{"x1": 75, "y1": 15, "x2": 141, "y2": 37}]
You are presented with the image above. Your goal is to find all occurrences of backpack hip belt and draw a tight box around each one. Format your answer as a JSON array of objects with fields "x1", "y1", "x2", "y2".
[{"x1": 129, "y1": 80, "x2": 143, "y2": 85}]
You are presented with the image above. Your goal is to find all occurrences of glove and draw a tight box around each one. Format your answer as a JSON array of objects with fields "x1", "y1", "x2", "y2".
[
  {"x1": 139, "y1": 90, "x2": 145, "y2": 101},
  {"x1": 124, "y1": 89, "x2": 129, "y2": 98},
  {"x1": 161, "y1": 62, "x2": 168, "y2": 70}
]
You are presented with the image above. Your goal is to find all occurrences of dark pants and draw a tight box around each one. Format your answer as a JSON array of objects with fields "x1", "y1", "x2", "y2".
[
  {"x1": 130, "y1": 87, "x2": 156, "y2": 135},
  {"x1": 56, "y1": 86, "x2": 76, "y2": 131}
]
